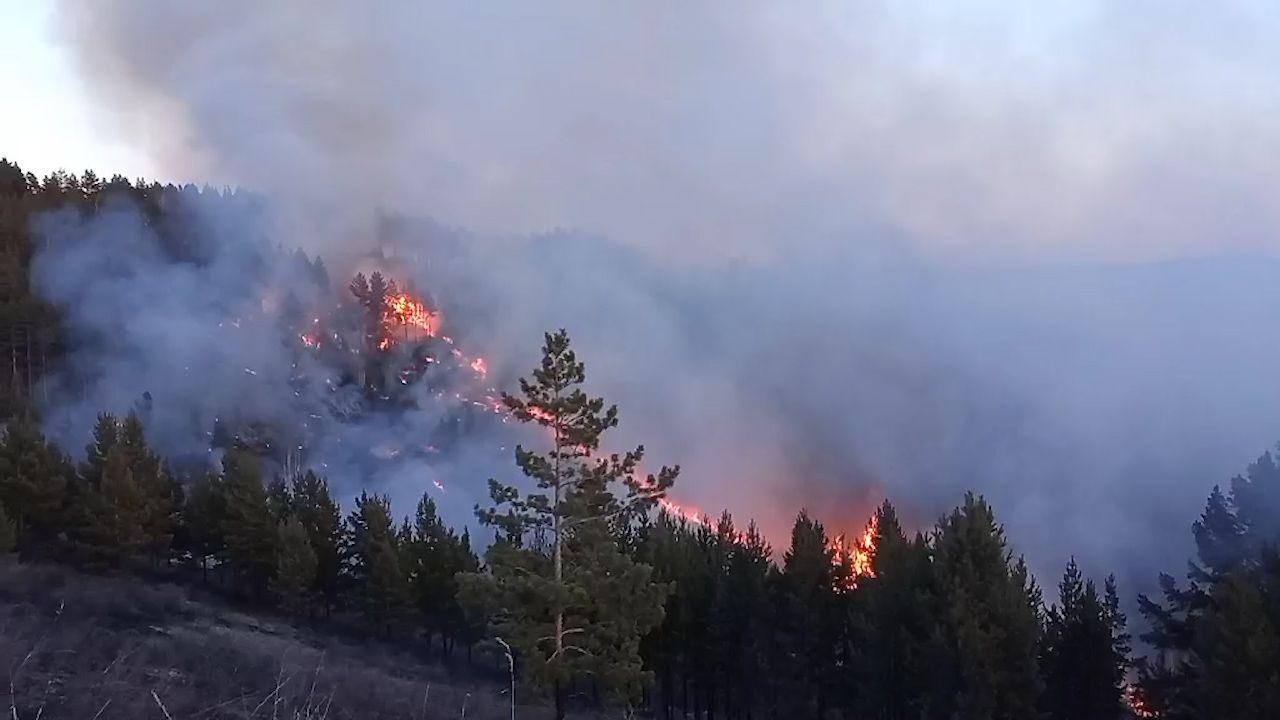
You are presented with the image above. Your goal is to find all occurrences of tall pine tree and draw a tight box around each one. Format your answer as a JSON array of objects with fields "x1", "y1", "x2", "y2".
[{"x1": 459, "y1": 330, "x2": 676, "y2": 719}]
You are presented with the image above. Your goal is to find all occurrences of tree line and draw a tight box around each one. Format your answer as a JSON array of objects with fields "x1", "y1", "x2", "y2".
[{"x1": 3, "y1": 157, "x2": 1280, "y2": 718}]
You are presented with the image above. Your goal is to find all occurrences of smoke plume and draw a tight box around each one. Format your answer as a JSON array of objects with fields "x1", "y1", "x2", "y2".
[{"x1": 39, "y1": 1, "x2": 1280, "y2": 587}]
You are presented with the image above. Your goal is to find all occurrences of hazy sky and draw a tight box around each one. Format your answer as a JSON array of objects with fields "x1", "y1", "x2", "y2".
[
  {"x1": 0, "y1": 1, "x2": 150, "y2": 178},
  {"x1": 20, "y1": 0, "x2": 1280, "y2": 265}
]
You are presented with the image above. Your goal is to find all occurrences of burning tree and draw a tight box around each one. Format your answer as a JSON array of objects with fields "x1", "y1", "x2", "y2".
[{"x1": 459, "y1": 330, "x2": 678, "y2": 719}]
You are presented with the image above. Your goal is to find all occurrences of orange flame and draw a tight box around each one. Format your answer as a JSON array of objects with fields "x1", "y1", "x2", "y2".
[
  {"x1": 830, "y1": 513, "x2": 879, "y2": 588},
  {"x1": 386, "y1": 292, "x2": 440, "y2": 337}
]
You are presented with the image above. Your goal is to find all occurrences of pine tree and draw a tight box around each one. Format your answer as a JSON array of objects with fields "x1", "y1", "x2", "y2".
[
  {"x1": 345, "y1": 492, "x2": 409, "y2": 636},
  {"x1": 182, "y1": 468, "x2": 225, "y2": 584},
  {"x1": 408, "y1": 493, "x2": 458, "y2": 652},
  {"x1": 1041, "y1": 559, "x2": 1130, "y2": 720},
  {"x1": 0, "y1": 420, "x2": 72, "y2": 558},
  {"x1": 120, "y1": 412, "x2": 176, "y2": 564},
  {"x1": 220, "y1": 450, "x2": 276, "y2": 599},
  {"x1": 1137, "y1": 444, "x2": 1280, "y2": 718},
  {"x1": 458, "y1": 330, "x2": 677, "y2": 718},
  {"x1": 929, "y1": 493, "x2": 1042, "y2": 720},
  {"x1": 267, "y1": 475, "x2": 292, "y2": 524},
  {"x1": 857, "y1": 500, "x2": 934, "y2": 720},
  {"x1": 774, "y1": 510, "x2": 840, "y2": 720},
  {"x1": 80, "y1": 413, "x2": 119, "y2": 484},
  {"x1": 273, "y1": 516, "x2": 318, "y2": 617},
  {"x1": 290, "y1": 470, "x2": 343, "y2": 616},
  {"x1": 1192, "y1": 560, "x2": 1280, "y2": 719},
  {"x1": 80, "y1": 446, "x2": 148, "y2": 567}
]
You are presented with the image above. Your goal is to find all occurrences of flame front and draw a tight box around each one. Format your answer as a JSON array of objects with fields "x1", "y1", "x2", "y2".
[{"x1": 320, "y1": 279, "x2": 882, "y2": 586}]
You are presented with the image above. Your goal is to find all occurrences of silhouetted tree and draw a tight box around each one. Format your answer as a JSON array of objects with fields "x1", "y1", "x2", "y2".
[
  {"x1": 1041, "y1": 559, "x2": 1129, "y2": 720},
  {"x1": 928, "y1": 493, "x2": 1042, "y2": 720}
]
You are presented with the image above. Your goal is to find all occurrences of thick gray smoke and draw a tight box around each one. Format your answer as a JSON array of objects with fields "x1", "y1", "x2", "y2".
[{"x1": 40, "y1": 1, "x2": 1280, "y2": 588}]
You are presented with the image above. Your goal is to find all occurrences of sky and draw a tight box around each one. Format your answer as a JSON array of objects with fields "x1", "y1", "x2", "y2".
[
  {"x1": 0, "y1": 1, "x2": 150, "y2": 178},
  {"x1": 18, "y1": 0, "x2": 1280, "y2": 266}
]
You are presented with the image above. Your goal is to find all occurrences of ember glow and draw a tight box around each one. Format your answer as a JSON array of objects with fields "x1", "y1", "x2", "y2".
[{"x1": 1125, "y1": 684, "x2": 1155, "y2": 718}]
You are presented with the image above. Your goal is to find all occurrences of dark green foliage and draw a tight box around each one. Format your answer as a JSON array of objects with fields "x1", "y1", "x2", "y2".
[
  {"x1": 856, "y1": 501, "x2": 934, "y2": 720},
  {"x1": 1138, "y1": 445, "x2": 1280, "y2": 719},
  {"x1": 927, "y1": 493, "x2": 1043, "y2": 720},
  {"x1": 267, "y1": 475, "x2": 292, "y2": 525},
  {"x1": 273, "y1": 516, "x2": 318, "y2": 616},
  {"x1": 345, "y1": 491, "x2": 409, "y2": 636},
  {"x1": 290, "y1": 470, "x2": 342, "y2": 614},
  {"x1": 1040, "y1": 560, "x2": 1129, "y2": 720},
  {"x1": 181, "y1": 468, "x2": 225, "y2": 583},
  {"x1": 219, "y1": 450, "x2": 276, "y2": 598},
  {"x1": 776, "y1": 510, "x2": 842, "y2": 720},
  {"x1": 406, "y1": 492, "x2": 480, "y2": 654},
  {"x1": 0, "y1": 420, "x2": 72, "y2": 558},
  {"x1": 119, "y1": 412, "x2": 177, "y2": 563},
  {"x1": 460, "y1": 330, "x2": 676, "y2": 717},
  {"x1": 1189, "y1": 558, "x2": 1280, "y2": 719},
  {"x1": 78, "y1": 446, "x2": 147, "y2": 568}
]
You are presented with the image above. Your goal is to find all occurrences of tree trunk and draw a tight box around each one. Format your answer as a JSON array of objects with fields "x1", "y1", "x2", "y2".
[{"x1": 554, "y1": 679, "x2": 565, "y2": 720}]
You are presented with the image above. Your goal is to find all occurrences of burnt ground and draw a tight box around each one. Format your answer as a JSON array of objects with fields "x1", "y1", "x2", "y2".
[{"x1": 0, "y1": 560, "x2": 577, "y2": 720}]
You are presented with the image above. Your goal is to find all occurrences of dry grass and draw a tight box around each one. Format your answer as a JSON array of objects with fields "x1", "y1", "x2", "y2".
[{"x1": 0, "y1": 560, "x2": 565, "y2": 719}]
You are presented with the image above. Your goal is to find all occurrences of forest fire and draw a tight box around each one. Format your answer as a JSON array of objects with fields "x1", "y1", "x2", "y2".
[
  {"x1": 830, "y1": 513, "x2": 879, "y2": 587},
  {"x1": 386, "y1": 291, "x2": 440, "y2": 337},
  {"x1": 301, "y1": 273, "x2": 881, "y2": 580}
]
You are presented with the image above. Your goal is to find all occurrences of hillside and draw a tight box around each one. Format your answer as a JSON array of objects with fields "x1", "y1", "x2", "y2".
[{"x1": 0, "y1": 561, "x2": 550, "y2": 720}]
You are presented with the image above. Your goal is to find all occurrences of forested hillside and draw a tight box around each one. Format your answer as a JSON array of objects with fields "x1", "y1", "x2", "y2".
[{"x1": 2, "y1": 158, "x2": 1280, "y2": 719}]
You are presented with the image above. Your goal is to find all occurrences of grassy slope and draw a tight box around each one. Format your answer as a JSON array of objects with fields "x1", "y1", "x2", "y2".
[{"x1": 0, "y1": 560, "x2": 561, "y2": 720}]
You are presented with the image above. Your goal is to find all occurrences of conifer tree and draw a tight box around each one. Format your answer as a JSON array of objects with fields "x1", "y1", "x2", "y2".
[
  {"x1": 346, "y1": 491, "x2": 409, "y2": 636},
  {"x1": 1041, "y1": 559, "x2": 1130, "y2": 720},
  {"x1": 119, "y1": 412, "x2": 177, "y2": 564},
  {"x1": 220, "y1": 450, "x2": 276, "y2": 599},
  {"x1": 775, "y1": 510, "x2": 840, "y2": 720},
  {"x1": 273, "y1": 516, "x2": 318, "y2": 616},
  {"x1": 267, "y1": 475, "x2": 292, "y2": 525},
  {"x1": 182, "y1": 468, "x2": 225, "y2": 584},
  {"x1": 80, "y1": 446, "x2": 148, "y2": 567},
  {"x1": 290, "y1": 470, "x2": 343, "y2": 616},
  {"x1": 0, "y1": 420, "x2": 72, "y2": 558},
  {"x1": 857, "y1": 500, "x2": 934, "y2": 720},
  {"x1": 459, "y1": 330, "x2": 677, "y2": 719},
  {"x1": 1137, "y1": 446, "x2": 1280, "y2": 718},
  {"x1": 1190, "y1": 559, "x2": 1280, "y2": 720},
  {"x1": 408, "y1": 493, "x2": 457, "y2": 651},
  {"x1": 929, "y1": 493, "x2": 1042, "y2": 720},
  {"x1": 80, "y1": 413, "x2": 119, "y2": 483}
]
